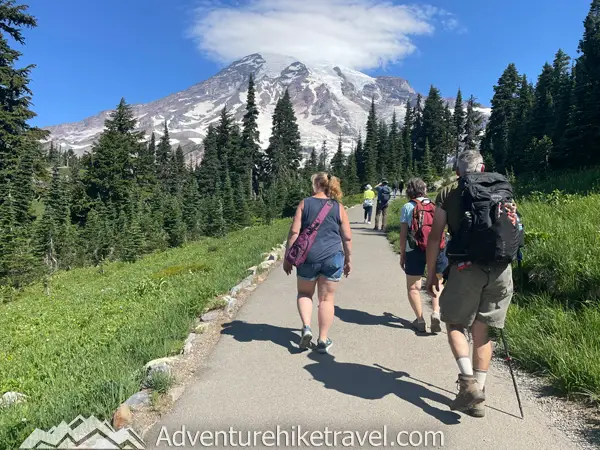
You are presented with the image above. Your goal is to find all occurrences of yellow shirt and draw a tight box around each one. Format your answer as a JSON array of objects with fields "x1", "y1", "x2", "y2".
[{"x1": 363, "y1": 189, "x2": 375, "y2": 200}]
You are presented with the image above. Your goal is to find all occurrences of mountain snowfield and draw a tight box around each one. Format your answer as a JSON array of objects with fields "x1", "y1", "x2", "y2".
[{"x1": 44, "y1": 53, "x2": 490, "y2": 158}]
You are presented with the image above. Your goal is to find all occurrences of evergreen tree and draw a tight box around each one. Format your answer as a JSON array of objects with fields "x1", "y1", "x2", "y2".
[
  {"x1": 463, "y1": 95, "x2": 484, "y2": 151},
  {"x1": 163, "y1": 196, "x2": 186, "y2": 247},
  {"x1": 376, "y1": 120, "x2": 389, "y2": 178},
  {"x1": 304, "y1": 147, "x2": 318, "y2": 179},
  {"x1": 507, "y1": 75, "x2": 534, "y2": 172},
  {"x1": 531, "y1": 63, "x2": 555, "y2": 140},
  {"x1": 355, "y1": 132, "x2": 367, "y2": 183},
  {"x1": 205, "y1": 197, "x2": 226, "y2": 237},
  {"x1": 330, "y1": 134, "x2": 346, "y2": 178},
  {"x1": 265, "y1": 90, "x2": 302, "y2": 187},
  {"x1": 454, "y1": 89, "x2": 465, "y2": 158},
  {"x1": 363, "y1": 98, "x2": 378, "y2": 183},
  {"x1": 69, "y1": 159, "x2": 89, "y2": 226},
  {"x1": 402, "y1": 99, "x2": 414, "y2": 173},
  {"x1": 84, "y1": 98, "x2": 141, "y2": 208},
  {"x1": 549, "y1": 49, "x2": 573, "y2": 164},
  {"x1": 156, "y1": 122, "x2": 172, "y2": 186},
  {"x1": 483, "y1": 63, "x2": 521, "y2": 171},
  {"x1": 137, "y1": 132, "x2": 156, "y2": 189},
  {"x1": 422, "y1": 86, "x2": 447, "y2": 174},
  {"x1": 343, "y1": 149, "x2": 360, "y2": 194},
  {"x1": 167, "y1": 145, "x2": 186, "y2": 195},
  {"x1": 222, "y1": 166, "x2": 236, "y2": 229},
  {"x1": 421, "y1": 139, "x2": 435, "y2": 186},
  {"x1": 196, "y1": 125, "x2": 221, "y2": 196},
  {"x1": 241, "y1": 74, "x2": 261, "y2": 197},
  {"x1": 182, "y1": 173, "x2": 203, "y2": 239},
  {"x1": 318, "y1": 140, "x2": 328, "y2": 172},
  {"x1": 526, "y1": 136, "x2": 553, "y2": 173},
  {"x1": 234, "y1": 177, "x2": 252, "y2": 228},
  {"x1": 389, "y1": 111, "x2": 402, "y2": 181},
  {"x1": 412, "y1": 94, "x2": 425, "y2": 161},
  {"x1": 569, "y1": 0, "x2": 600, "y2": 165}
]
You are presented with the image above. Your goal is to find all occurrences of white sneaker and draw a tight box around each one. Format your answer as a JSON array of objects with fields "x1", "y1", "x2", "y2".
[{"x1": 367, "y1": 221, "x2": 371, "y2": 224}]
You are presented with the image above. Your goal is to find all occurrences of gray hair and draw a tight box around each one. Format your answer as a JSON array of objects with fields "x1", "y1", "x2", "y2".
[
  {"x1": 457, "y1": 150, "x2": 484, "y2": 176},
  {"x1": 406, "y1": 177, "x2": 427, "y2": 199}
]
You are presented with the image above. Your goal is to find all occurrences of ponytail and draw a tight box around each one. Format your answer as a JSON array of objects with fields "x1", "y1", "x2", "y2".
[{"x1": 311, "y1": 172, "x2": 344, "y2": 201}]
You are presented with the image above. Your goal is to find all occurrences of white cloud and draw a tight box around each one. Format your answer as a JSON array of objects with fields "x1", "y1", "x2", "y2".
[{"x1": 189, "y1": 0, "x2": 459, "y2": 70}]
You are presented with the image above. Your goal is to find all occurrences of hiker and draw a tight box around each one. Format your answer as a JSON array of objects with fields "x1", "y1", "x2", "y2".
[
  {"x1": 399, "y1": 178, "x2": 448, "y2": 333},
  {"x1": 373, "y1": 179, "x2": 392, "y2": 231},
  {"x1": 392, "y1": 181, "x2": 398, "y2": 199},
  {"x1": 283, "y1": 172, "x2": 352, "y2": 354},
  {"x1": 425, "y1": 150, "x2": 521, "y2": 418},
  {"x1": 363, "y1": 184, "x2": 375, "y2": 224},
  {"x1": 398, "y1": 179, "x2": 405, "y2": 196}
]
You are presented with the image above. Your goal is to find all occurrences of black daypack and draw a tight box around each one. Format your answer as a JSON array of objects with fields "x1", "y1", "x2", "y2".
[
  {"x1": 447, "y1": 172, "x2": 521, "y2": 263},
  {"x1": 378, "y1": 186, "x2": 391, "y2": 206}
]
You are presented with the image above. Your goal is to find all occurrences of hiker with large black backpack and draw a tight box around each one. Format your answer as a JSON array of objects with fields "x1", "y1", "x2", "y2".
[
  {"x1": 424, "y1": 150, "x2": 523, "y2": 419},
  {"x1": 373, "y1": 179, "x2": 392, "y2": 231}
]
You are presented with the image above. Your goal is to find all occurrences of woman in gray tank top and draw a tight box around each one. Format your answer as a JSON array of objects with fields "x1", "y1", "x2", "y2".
[{"x1": 283, "y1": 173, "x2": 352, "y2": 354}]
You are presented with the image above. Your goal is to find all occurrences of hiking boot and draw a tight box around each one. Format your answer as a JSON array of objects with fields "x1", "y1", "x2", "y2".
[
  {"x1": 299, "y1": 326, "x2": 313, "y2": 349},
  {"x1": 450, "y1": 374, "x2": 485, "y2": 412},
  {"x1": 430, "y1": 312, "x2": 442, "y2": 333},
  {"x1": 316, "y1": 338, "x2": 333, "y2": 354},
  {"x1": 466, "y1": 388, "x2": 486, "y2": 418},
  {"x1": 412, "y1": 318, "x2": 426, "y2": 333}
]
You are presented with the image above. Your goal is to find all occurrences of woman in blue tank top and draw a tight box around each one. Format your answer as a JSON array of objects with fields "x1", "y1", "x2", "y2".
[{"x1": 283, "y1": 173, "x2": 352, "y2": 354}]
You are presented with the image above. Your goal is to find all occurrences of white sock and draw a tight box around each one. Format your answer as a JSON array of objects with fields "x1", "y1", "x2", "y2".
[
  {"x1": 456, "y1": 357, "x2": 473, "y2": 376},
  {"x1": 474, "y1": 369, "x2": 488, "y2": 388}
]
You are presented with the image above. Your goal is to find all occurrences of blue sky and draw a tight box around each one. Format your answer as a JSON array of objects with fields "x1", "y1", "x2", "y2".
[{"x1": 20, "y1": 0, "x2": 591, "y2": 127}]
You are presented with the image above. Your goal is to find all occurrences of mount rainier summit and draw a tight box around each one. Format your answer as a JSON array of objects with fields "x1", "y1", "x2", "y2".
[{"x1": 45, "y1": 53, "x2": 489, "y2": 155}]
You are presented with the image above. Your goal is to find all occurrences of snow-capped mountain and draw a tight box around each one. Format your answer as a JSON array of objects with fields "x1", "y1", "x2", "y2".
[{"x1": 44, "y1": 53, "x2": 488, "y2": 156}]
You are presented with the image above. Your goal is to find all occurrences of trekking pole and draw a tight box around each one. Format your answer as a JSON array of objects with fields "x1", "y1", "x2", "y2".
[{"x1": 500, "y1": 328, "x2": 524, "y2": 419}]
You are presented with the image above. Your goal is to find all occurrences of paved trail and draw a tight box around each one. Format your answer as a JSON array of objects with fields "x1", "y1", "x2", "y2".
[{"x1": 147, "y1": 205, "x2": 576, "y2": 449}]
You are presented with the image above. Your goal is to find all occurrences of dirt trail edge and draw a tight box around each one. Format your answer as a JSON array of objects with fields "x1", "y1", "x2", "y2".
[{"x1": 145, "y1": 205, "x2": 578, "y2": 450}]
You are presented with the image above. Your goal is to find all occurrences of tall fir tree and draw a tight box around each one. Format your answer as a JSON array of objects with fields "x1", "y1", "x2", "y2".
[
  {"x1": 421, "y1": 86, "x2": 447, "y2": 174},
  {"x1": 304, "y1": 147, "x2": 318, "y2": 179},
  {"x1": 156, "y1": 121, "x2": 172, "y2": 186},
  {"x1": 265, "y1": 90, "x2": 302, "y2": 187},
  {"x1": 137, "y1": 132, "x2": 157, "y2": 190},
  {"x1": 507, "y1": 75, "x2": 534, "y2": 172},
  {"x1": 363, "y1": 98, "x2": 378, "y2": 183},
  {"x1": 318, "y1": 140, "x2": 328, "y2": 172},
  {"x1": 402, "y1": 99, "x2": 414, "y2": 174},
  {"x1": 355, "y1": 132, "x2": 367, "y2": 183},
  {"x1": 421, "y1": 138, "x2": 435, "y2": 186},
  {"x1": 531, "y1": 62, "x2": 555, "y2": 140},
  {"x1": 482, "y1": 63, "x2": 521, "y2": 171},
  {"x1": 343, "y1": 149, "x2": 360, "y2": 194},
  {"x1": 241, "y1": 74, "x2": 261, "y2": 197},
  {"x1": 412, "y1": 93, "x2": 425, "y2": 162},
  {"x1": 330, "y1": 134, "x2": 346, "y2": 178},
  {"x1": 453, "y1": 89, "x2": 465, "y2": 158},
  {"x1": 375, "y1": 120, "x2": 389, "y2": 178},
  {"x1": 85, "y1": 98, "x2": 141, "y2": 208},
  {"x1": 463, "y1": 95, "x2": 484, "y2": 151},
  {"x1": 549, "y1": 49, "x2": 573, "y2": 164},
  {"x1": 196, "y1": 125, "x2": 221, "y2": 196}
]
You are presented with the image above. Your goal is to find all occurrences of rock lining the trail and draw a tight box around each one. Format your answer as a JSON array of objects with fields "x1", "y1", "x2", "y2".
[{"x1": 112, "y1": 239, "x2": 288, "y2": 437}]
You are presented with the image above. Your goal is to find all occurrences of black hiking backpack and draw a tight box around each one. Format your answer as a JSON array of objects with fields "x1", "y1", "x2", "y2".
[
  {"x1": 447, "y1": 172, "x2": 522, "y2": 264},
  {"x1": 378, "y1": 186, "x2": 391, "y2": 206}
]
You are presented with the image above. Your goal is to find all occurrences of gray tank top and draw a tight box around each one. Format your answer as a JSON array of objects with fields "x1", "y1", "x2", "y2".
[{"x1": 301, "y1": 197, "x2": 343, "y2": 264}]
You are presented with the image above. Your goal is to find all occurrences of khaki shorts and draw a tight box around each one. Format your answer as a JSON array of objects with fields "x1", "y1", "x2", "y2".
[{"x1": 440, "y1": 262, "x2": 513, "y2": 328}]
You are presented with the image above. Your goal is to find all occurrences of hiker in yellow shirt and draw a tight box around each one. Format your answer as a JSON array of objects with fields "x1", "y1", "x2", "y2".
[{"x1": 363, "y1": 184, "x2": 375, "y2": 224}]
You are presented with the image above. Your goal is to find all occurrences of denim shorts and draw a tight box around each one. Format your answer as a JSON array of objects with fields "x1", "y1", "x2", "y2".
[
  {"x1": 297, "y1": 251, "x2": 344, "y2": 282},
  {"x1": 405, "y1": 247, "x2": 448, "y2": 277}
]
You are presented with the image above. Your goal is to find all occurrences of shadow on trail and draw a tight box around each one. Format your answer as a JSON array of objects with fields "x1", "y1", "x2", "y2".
[
  {"x1": 335, "y1": 306, "x2": 432, "y2": 337},
  {"x1": 221, "y1": 321, "x2": 307, "y2": 354},
  {"x1": 304, "y1": 353, "x2": 461, "y2": 425}
]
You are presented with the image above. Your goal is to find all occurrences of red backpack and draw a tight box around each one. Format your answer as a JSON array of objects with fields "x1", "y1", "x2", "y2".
[{"x1": 410, "y1": 198, "x2": 446, "y2": 252}]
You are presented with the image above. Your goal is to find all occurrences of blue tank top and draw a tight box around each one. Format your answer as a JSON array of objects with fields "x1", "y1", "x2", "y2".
[{"x1": 301, "y1": 197, "x2": 343, "y2": 264}]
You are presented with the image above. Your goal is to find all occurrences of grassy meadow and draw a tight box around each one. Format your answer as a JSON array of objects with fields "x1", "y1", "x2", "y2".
[{"x1": 0, "y1": 220, "x2": 289, "y2": 448}]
